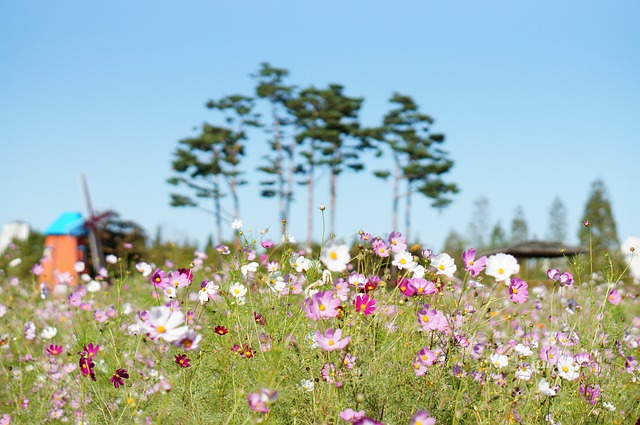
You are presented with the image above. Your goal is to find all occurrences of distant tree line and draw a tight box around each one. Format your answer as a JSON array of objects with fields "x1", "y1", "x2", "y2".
[{"x1": 167, "y1": 63, "x2": 458, "y2": 246}]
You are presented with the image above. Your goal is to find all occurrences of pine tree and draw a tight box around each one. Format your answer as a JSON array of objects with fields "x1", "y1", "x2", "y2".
[
  {"x1": 253, "y1": 63, "x2": 297, "y2": 239},
  {"x1": 546, "y1": 196, "x2": 568, "y2": 242},
  {"x1": 286, "y1": 84, "x2": 366, "y2": 244},
  {"x1": 168, "y1": 94, "x2": 260, "y2": 243},
  {"x1": 578, "y1": 179, "x2": 622, "y2": 276},
  {"x1": 510, "y1": 205, "x2": 529, "y2": 244},
  {"x1": 374, "y1": 93, "x2": 458, "y2": 241}
]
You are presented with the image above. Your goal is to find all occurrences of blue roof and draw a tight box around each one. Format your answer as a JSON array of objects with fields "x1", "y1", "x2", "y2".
[{"x1": 44, "y1": 212, "x2": 86, "y2": 236}]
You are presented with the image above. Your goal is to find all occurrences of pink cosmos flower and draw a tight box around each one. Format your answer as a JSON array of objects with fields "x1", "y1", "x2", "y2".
[
  {"x1": 411, "y1": 410, "x2": 436, "y2": 425},
  {"x1": 409, "y1": 278, "x2": 437, "y2": 296},
  {"x1": 462, "y1": 248, "x2": 487, "y2": 277},
  {"x1": 247, "y1": 388, "x2": 278, "y2": 413},
  {"x1": 354, "y1": 294, "x2": 376, "y2": 315},
  {"x1": 388, "y1": 231, "x2": 407, "y2": 253},
  {"x1": 168, "y1": 271, "x2": 190, "y2": 289},
  {"x1": 508, "y1": 278, "x2": 529, "y2": 304},
  {"x1": 302, "y1": 291, "x2": 341, "y2": 320},
  {"x1": 340, "y1": 408, "x2": 365, "y2": 422},
  {"x1": 315, "y1": 328, "x2": 351, "y2": 352},
  {"x1": 416, "y1": 305, "x2": 448, "y2": 332},
  {"x1": 371, "y1": 239, "x2": 390, "y2": 257},
  {"x1": 608, "y1": 289, "x2": 621, "y2": 305},
  {"x1": 260, "y1": 240, "x2": 275, "y2": 249},
  {"x1": 547, "y1": 268, "x2": 574, "y2": 286}
]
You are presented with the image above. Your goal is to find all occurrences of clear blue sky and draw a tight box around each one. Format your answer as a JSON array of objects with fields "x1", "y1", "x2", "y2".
[{"x1": 1, "y1": 1, "x2": 638, "y2": 251}]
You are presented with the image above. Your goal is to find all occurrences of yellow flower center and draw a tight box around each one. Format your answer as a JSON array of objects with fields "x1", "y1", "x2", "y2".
[
  {"x1": 319, "y1": 304, "x2": 326, "y2": 311},
  {"x1": 400, "y1": 259, "x2": 406, "y2": 265},
  {"x1": 328, "y1": 340, "x2": 334, "y2": 346},
  {"x1": 562, "y1": 366, "x2": 568, "y2": 373},
  {"x1": 421, "y1": 315, "x2": 429, "y2": 322},
  {"x1": 498, "y1": 268, "x2": 504, "y2": 274},
  {"x1": 439, "y1": 265, "x2": 445, "y2": 271},
  {"x1": 157, "y1": 326, "x2": 166, "y2": 334},
  {"x1": 469, "y1": 261, "x2": 474, "y2": 266},
  {"x1": 512, "y1": 288, "x2": 518, "y2": 294},
  {"x1": 330, "y1": 252, "x2": 338, "y2": 260}
]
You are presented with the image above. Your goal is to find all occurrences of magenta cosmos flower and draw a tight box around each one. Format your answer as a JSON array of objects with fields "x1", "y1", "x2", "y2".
[
  {"x1": 110, "y1": 368, "x2": 129, "y2": 388},
  {"x1": 315, "y1": 328, "x2": 351, "y2": 352},
  {"x1": 462, "y1": 248, "x2": 487, "y2": 277},
  {"x1": 302, "y1": 290, "x2": 341, "y2": 320},
  {"x1": 354, "y1": 294, "x2": 376, "y2": 315},
  {"x1": 150, "y1": 268, "x2": 169, "y2": 288},
  {"x1": 508, "y1": 278, "x2": 529, "y2": 304},
  {"x1": 46, "y1": 344, "x2": 64, "y2": 356}
]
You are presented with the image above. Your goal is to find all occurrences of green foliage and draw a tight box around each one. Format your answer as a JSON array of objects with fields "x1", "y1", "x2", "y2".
[{"x1": 0, "y1": 230, "x2": 44, "y2": 282}]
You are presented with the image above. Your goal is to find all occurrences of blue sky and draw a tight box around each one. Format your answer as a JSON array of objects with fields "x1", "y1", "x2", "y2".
[{"x1": 1, "y1": 1, "x2": 638, "y2": 251}]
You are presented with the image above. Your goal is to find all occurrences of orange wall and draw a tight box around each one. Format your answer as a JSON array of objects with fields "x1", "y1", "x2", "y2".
[{"x1": 38, "y1": 235, "x2": 81, "y2": 289}]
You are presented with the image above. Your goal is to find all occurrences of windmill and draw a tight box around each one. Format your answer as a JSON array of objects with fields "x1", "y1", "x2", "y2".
[{"x1": 80, "y1": 174, "x2": 113, "y2": 273}]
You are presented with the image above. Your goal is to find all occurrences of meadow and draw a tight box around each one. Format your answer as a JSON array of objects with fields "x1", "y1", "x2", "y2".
[{"x1": 0, "y1": 224, "x2": 638, "y2": 425}]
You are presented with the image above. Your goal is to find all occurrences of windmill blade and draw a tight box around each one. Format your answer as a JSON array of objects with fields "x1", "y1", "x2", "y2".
[{"x1": 80, "y1": 173, "x2": 105, "y2": 272}]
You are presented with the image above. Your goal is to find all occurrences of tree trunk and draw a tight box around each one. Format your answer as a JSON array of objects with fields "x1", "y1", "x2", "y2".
[
  {"x1": 405, "y1": 181, "x2": 412, "y2": 243},
  {"x1": 392, "y1": 155, "x2": 400, "y2": 231}
]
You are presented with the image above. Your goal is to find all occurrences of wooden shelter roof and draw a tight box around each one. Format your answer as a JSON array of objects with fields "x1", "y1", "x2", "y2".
[{"x1": 480, "y1": 240, "x2": 588, "y2": 259}]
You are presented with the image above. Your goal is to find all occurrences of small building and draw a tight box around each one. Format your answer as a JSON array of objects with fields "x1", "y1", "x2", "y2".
[
  {"x1": 0, "y1": 221, "x2": 30, "y2": 253},
  {"x1": 39, "y1": 212, "x2": 87, "y2": 289}
]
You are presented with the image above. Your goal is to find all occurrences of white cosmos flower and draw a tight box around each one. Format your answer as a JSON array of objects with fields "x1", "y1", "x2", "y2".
[
  {"x1": 135, "y1": 262, "x2": 153, "y2": 277},
  {"x1": 137, "y1": 306, "x2": 188, "y2": 342},
  {"x1": 41, "y1": 326, "x2": 58, "y2": 339},
  {"x1": 514, "y1": 364, "x2": 533, "y2": 380},
  {"x1": 86, "y1": 280, "x2": 101, "y2": 293},
  {"x1": 229, "y1": 282, "x2": 247, "y2": 298},
  {"x1": 514, "y1": 344, "x2": 533, "y2": 357},
  {"x1": 321, "y1": 242, "x2": 351, "y2": 272},
  {"x1": 267, "y1": 273, "x2": 286, "y2": 293},
  {"x1": 231, "y1": 218, "x2": 243, "y2": 230},
  {"x1": 292, "y1": 255, "x2": 311, "y2": 273},
  {"x1": 9, "y1": 258, "x2": 22, "y2": 268},
  {"x1": 391, "y1": 250, "x2": 416, "y2": 271},
  {"x1": 412, "y1": 264, "x2": 426, "y2": 278},
  {"x1": 74, "y1": 261, "x2": 85, "y2": 273},
  {"x1": 199, "y1": 280, "x2": 219, "y2": 304},
  {"x1": 485, "y1": 253, "x2": 520, "y2": 282},
  {"x1": 538, "y1": 378, "x2": 557, "y2": 396},
  {"x1": 556, "y1": 356, "x2": 579, "y2": 381},
  {"x1": 299, "y1": 379, "x2": 314, "y2": 392},
  {"x1": 489, "y1": 353, "x2": 509, "y2": 368},
  {"x1": 431, "y1": 253, "x2": 457, "y2": 277},
  {"x1": 105, "y1": 254, "x2": 118, "y2": 264},
  {"x1": 241, "y1": 262, "x2": 259, "y2": 277}
]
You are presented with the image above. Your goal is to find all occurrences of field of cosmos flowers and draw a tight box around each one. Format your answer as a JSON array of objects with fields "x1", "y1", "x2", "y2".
[{"x1": 0, "y1": 225, "x2": 639, "y2": 425}]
